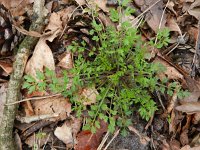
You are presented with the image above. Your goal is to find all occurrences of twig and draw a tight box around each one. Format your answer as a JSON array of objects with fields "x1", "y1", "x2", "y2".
[
  {"x1": 155, "y1": 0, "x2": 169, "y2": 44},
  {"x1": 16, "y1": 113, "x2": 59, "y2": 123},
  {"x1": 0, "y1": 0, "x2": 47, "y2": 149},
  {"x1": 132, "y1": 0, "x2": 161, "y2": 24},
  {"x1": 103, "y1": 129, "x2": 120, "y2": 150},
  {"x1": 97, "y1": 131, "x2": 110, "y2": 150},
  {"x1": 5, "y1": 93, "x2": 61, "y2": 105}
]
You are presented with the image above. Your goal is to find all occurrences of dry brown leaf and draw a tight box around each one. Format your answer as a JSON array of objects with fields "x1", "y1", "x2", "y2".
[
  {"x1": 0, "y1": 60, "x2": 13, "y2": 75},
  {"x1": 154, "y1": 57, "x2": 184, "y2": 80},
  {"x1": 14, "y1": 26, "x2": 42, "y2": 37},
  {"x1": 180, "y1": 129, "x2": 189, "y2": 146},
  {"x1": 166, "y1": 87, "x2": 178, "y2": 114},
  {"x1": 75, "y1": 120, "x2": 108, "y2": 150},
  {"x1": 188, "y1": 0, "x2": 200, "y2": 20},
  {"x1": 135, "y1": 0, "x2": 166, "y2": 32},
  {"x1": 181, "y1": 145, "x2": 200, "y2": 150},
  {"x1": 161, "y1": 139, "x2": 170, "y2": 150},
  {"x1": 166, "y1": 17, "x2": 182, "y2": 35},
  {"x1": 25, "y1": 131, "x2": 51, "y2": 147},
  {"x1": 98, "y1": 12, "x2": 115, "y2": 27},
  {"x1": 74, "y1": 0, "x2": 86, "y2": 6},
  {"x1": 169, "y1": 139, "x2": 181, "y2": 150},
  {"x1": 176, "y1": 102, "x2": 200, "y2": 114},
  {"x1": 167, "y1": 1, "x2": 177, "y2": 15},
  {"x1": 58, "y1": 5, "x2": 76, "y2": 26},
  {"x1": 32, "y1": 96, "x2": 71, "y2": 121},
  {"x1": 54, "y1": 122, "x2": 73, "y2": 145},
  {"x1": 25, "y1": 13, "x2": 63, "y2": 77},
  {"x1": 71, "y1": 118, "x2": 82, "y2": 136},
  {"x1": 190, "y1": 133, "x2": 200, "y2": 147},
  {"x1": 57, "y1": 52, "x2": 73, "y2": 69},
  {"x1": 1, "y1": 0, "x2": 34, "y2": 17},
  {"x1": 169, "y1": 109, "x2": 177, "y2": 133},
  {"x1": 80, "y1": 87, "x2": 98, "y2": 105},
  {"x1": 192, "y1": 112, "x2": 200, "y2": 124},
  {"x1": 91, "y1": 0, "x2": 109, "y2": 13},
  {"x1": 128, "y1": 126, "x2": 150, "y2": 145},
  {"x1": 0, "y1": 0, "x2": 33, "y2": 9}
]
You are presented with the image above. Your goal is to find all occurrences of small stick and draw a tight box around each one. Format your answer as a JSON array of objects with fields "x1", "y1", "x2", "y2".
[
  {"x1": 97, "y1": 131, "x2": 110, "y2": 150},
  {"x1": 103, "y1": 129, "x2": 120, "y2": 150},
  {"x1": 5, "y1": 93, "x2": 61, "y2": 105}
]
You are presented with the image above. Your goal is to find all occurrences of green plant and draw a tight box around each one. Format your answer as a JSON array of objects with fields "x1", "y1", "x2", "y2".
[{"x1": 22, "y1": 1, "x2": 189, "y2": 136}]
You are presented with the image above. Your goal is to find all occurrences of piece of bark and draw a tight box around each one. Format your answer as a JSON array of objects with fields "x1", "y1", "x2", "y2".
[{"x1": 0, "y1": 0, "x2": 47, "y2": 149}]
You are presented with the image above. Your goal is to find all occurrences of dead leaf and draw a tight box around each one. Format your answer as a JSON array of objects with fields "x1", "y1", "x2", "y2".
[
  {"x1": 176, "y1": 102, "x2": 200, "y2": 114},
  {"x1": 166, "y1": 17, "x2": 182, "y2": 35},
  {"x1": 14, "y1": 26, "x2": 42, "y2": 37},
  {"x1": 74, "y1": 0, "x2": 86, "y2": 6},
  {"x1": 188, "y1": 0, "x2": 200, "y2": 20},
  {"x1": 154, "y1": 57, "x2": 184, "y2": 80},
  {"x1": 0, "y1": 60, "x2": 13, "y2": 75},
  {"x1": 25, "y1": 13, "x2": 63, "y2": 77},
  {"x1": 25, "y1": 132, "x2": 51, "y2": 147},
  {"x1": 161, "y1": 139, "x2": 170, "y2": 150},
  {"x1": 75, "y1": 120, "x2": 108, "y2": 150},
  {"x1": 57, "y1": 52, "x2": 73, "y2": 69},
  {"x1": 32, "y1": 96, "x2": 71, "y2": 121},
  {"x1": 181, "y1": 145, "x2": 200, "y2": 150},
  {"x1": 54, "y1": 122, "x2": 73, "y2": 145},
  {"x1": 128, "y1": 126, "x2": 150, "y2": 145},
  {"x1": 190, "y1": 133, "x2": 200, "y2": 147},
  {"x1": 90, "y1": 0, "x2": 109, "y2": 13},
  {"x1": 192, "y1": 112, "x2": 200, "y2": 124},
  {"x1": 58, "y1": 5, "x2": 76, "y2": 26},
  {"x1": 170, "y1": 139, "x2": 181, "y2": 150},
  {"x1": 136, "y1": 0, "x2": 166, "y2": 32},
  {"x1": 180, "y1": 129, "x2": 189, "y2": 146},
  {"x1": 80, "y1": 87, "x2": 98, "y2": 105}
]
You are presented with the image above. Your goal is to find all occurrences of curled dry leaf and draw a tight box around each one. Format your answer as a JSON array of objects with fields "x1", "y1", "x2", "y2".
[
  {"x1": 25, "y1": 12, "x2": 63, "y2": 78},
  {"x1": 57, "y1": 52, "x2": 73, "y2": 69},
  {"x1": 54, "y1": 122, "x2": 73, "y2": 145},
  {"x1": 176, "y1": 102, "x2": 200, "y2": 114}
]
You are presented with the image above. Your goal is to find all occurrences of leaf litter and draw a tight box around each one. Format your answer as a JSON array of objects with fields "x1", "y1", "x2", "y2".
[{"x1": 1, "y1": 0, "x2": 200, "y2": 149}]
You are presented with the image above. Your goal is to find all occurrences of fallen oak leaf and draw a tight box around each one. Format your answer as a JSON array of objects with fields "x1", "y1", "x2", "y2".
[{"x1": 176, "y1": 102, "x2": 200, "y2": 114}]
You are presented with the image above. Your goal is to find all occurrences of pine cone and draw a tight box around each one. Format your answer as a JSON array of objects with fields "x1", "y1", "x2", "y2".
[{"x1": 0, "y1": 4, "x2": 21, "y2": 56}]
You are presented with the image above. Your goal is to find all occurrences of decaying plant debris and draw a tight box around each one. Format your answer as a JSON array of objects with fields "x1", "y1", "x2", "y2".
[{"x1": 0, "y1": 0, "x2": 200, "y2": 150}]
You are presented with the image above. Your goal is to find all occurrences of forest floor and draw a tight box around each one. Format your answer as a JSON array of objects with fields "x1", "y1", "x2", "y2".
[{"x1": 0, "y1": 0, "x2": 200, "y2": 150}]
